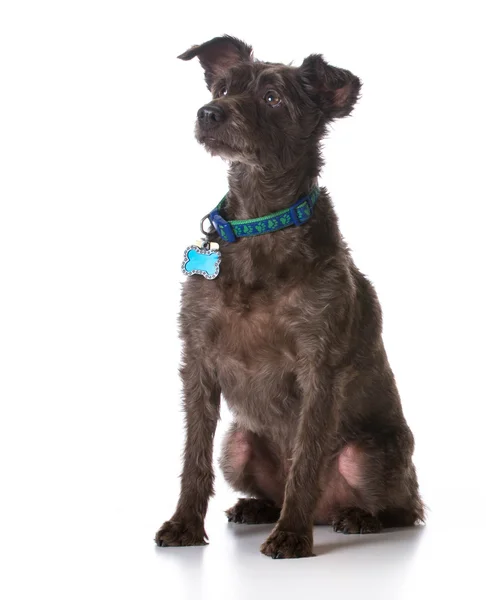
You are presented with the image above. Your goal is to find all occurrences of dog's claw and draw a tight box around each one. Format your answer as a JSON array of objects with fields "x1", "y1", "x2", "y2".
[
  {"x1": 155, "y1": 536, "x2": 168, "y2": 547},
  {"x1": 155, "y1": 519, "x2": 207, "y2": 547},
  {"x1": 261, "y1": 530, "x2": 314, "y2": 559}
]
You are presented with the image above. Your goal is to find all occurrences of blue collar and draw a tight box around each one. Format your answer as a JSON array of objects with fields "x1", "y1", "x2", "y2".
[{"x1": 206, "y1": 186, "x2": 320, "y2": 243}]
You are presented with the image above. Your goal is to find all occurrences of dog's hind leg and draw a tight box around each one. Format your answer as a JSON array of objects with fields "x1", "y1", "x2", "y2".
[
  {"x1": 329, "y1": 430, "x2": 425, "y2": 534},
  {"x1": 220, "y1": 423, "x2": 284, "y2": 524}
]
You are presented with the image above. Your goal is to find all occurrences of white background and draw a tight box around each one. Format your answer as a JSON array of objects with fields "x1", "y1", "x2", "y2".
[{"x1": 1, "y1": 1, "x2": 485, "y2": 598}]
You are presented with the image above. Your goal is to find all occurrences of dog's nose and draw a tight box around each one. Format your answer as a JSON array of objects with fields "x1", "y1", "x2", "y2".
[{"x1": 197, "y1": 103, "x2": 226, "y2": 128}]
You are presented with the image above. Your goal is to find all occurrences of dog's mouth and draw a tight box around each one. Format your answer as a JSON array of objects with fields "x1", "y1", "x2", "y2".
[
  {"x1": 196, "y1": 132, "x2": 245, "y2": 158},
  {"x1": 203, "y1": 138, "x2": 237, "y2": 151}
]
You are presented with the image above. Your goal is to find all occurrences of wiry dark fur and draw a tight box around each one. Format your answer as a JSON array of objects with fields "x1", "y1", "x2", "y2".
[{"x1": 156, "y1": 35, "x2": 424, "y2": 559}]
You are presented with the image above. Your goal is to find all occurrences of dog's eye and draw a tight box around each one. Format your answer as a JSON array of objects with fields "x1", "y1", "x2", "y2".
[
  {"x1": 264, "y1": 90, "x2": 281, "y2": 107},
  {"x1": 219, "y1": 87, "x2": 228, "y2": 97}
]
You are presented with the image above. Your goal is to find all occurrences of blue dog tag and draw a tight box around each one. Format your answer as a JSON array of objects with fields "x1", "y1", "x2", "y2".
[{"x1": 181, "y1": 244, "x2": 221, "y2": 280}]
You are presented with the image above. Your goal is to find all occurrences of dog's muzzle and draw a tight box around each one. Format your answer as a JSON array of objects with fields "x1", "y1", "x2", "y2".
[{"x1": 197, "y1": 103, "x2": 226, "y2": 130}]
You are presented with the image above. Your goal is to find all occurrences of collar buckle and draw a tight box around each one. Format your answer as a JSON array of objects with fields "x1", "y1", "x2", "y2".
[{"x1": 209, "y1": 211, "x2": 237, "y2": 243}]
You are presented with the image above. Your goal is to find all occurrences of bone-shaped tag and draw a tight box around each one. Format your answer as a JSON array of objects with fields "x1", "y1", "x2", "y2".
[{"x1": 181, "y1": 245, "x2": 221, "y2": 280}]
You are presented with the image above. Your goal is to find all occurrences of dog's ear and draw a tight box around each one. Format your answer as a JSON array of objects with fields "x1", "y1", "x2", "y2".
[
  {"x1": 299, "y1": 54, "x2": 361, "y2": 119},
  {"x1": 178, "y1": 35, "x2": 253, "y2": 88}
]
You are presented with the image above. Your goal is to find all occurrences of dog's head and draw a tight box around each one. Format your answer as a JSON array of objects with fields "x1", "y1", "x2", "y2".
[{"x1": 178, "y1": 35, "x2": 361, "y2": 169}]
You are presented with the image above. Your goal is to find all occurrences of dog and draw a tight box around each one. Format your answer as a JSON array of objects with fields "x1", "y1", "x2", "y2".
[{"x1": 155, "y1": 35, "x2": 424, "y2": 559}]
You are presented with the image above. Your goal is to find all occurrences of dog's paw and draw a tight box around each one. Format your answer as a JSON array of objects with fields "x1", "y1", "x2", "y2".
[
  {"x1": 155, "y1": 519, "x2": 207, "y2": 547},
  {"x1": 260, "y1": 528, "x2": 314, "y2": 559},
  {"x1": 332, "y1": 507, "x2": 383, "y2": 535},
  {"x1": 226, "y1": 498, "x2": 281, "y2": 524}
]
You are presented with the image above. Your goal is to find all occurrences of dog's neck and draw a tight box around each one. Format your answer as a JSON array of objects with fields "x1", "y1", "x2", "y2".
[
  {"x1": 225, "y1": 155, "x2": 321, "y2": 220},
  {"x1": 214, "y1": 151, "x2": 337, "y2": 286}
]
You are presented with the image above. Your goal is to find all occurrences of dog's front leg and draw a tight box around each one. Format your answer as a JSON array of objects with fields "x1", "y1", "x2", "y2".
[
  {"x1": 155, "y1": 353, "x2": 220, "y2": 547},
  {"x1": 261, "y1": 368, "x2": 336, "y2": 559}
]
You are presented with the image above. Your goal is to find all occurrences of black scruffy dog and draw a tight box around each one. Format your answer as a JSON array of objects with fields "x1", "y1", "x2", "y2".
[{"x1": 156, "y1": 36, "x2": 424, "y2": 559}]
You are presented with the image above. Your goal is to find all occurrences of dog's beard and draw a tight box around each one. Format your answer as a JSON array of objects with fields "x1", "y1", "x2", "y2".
[{"x1": 196, "y1": 129, "x2": 255, "y2": 164}]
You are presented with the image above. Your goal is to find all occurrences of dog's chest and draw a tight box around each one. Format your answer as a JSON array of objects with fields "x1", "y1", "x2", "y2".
[
  {"x1": 204, "y1": 282, "x2": 302, "y2": 428},
  {"x1": 211, "y1": 281, "x2": 294, "y2": 349}
]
